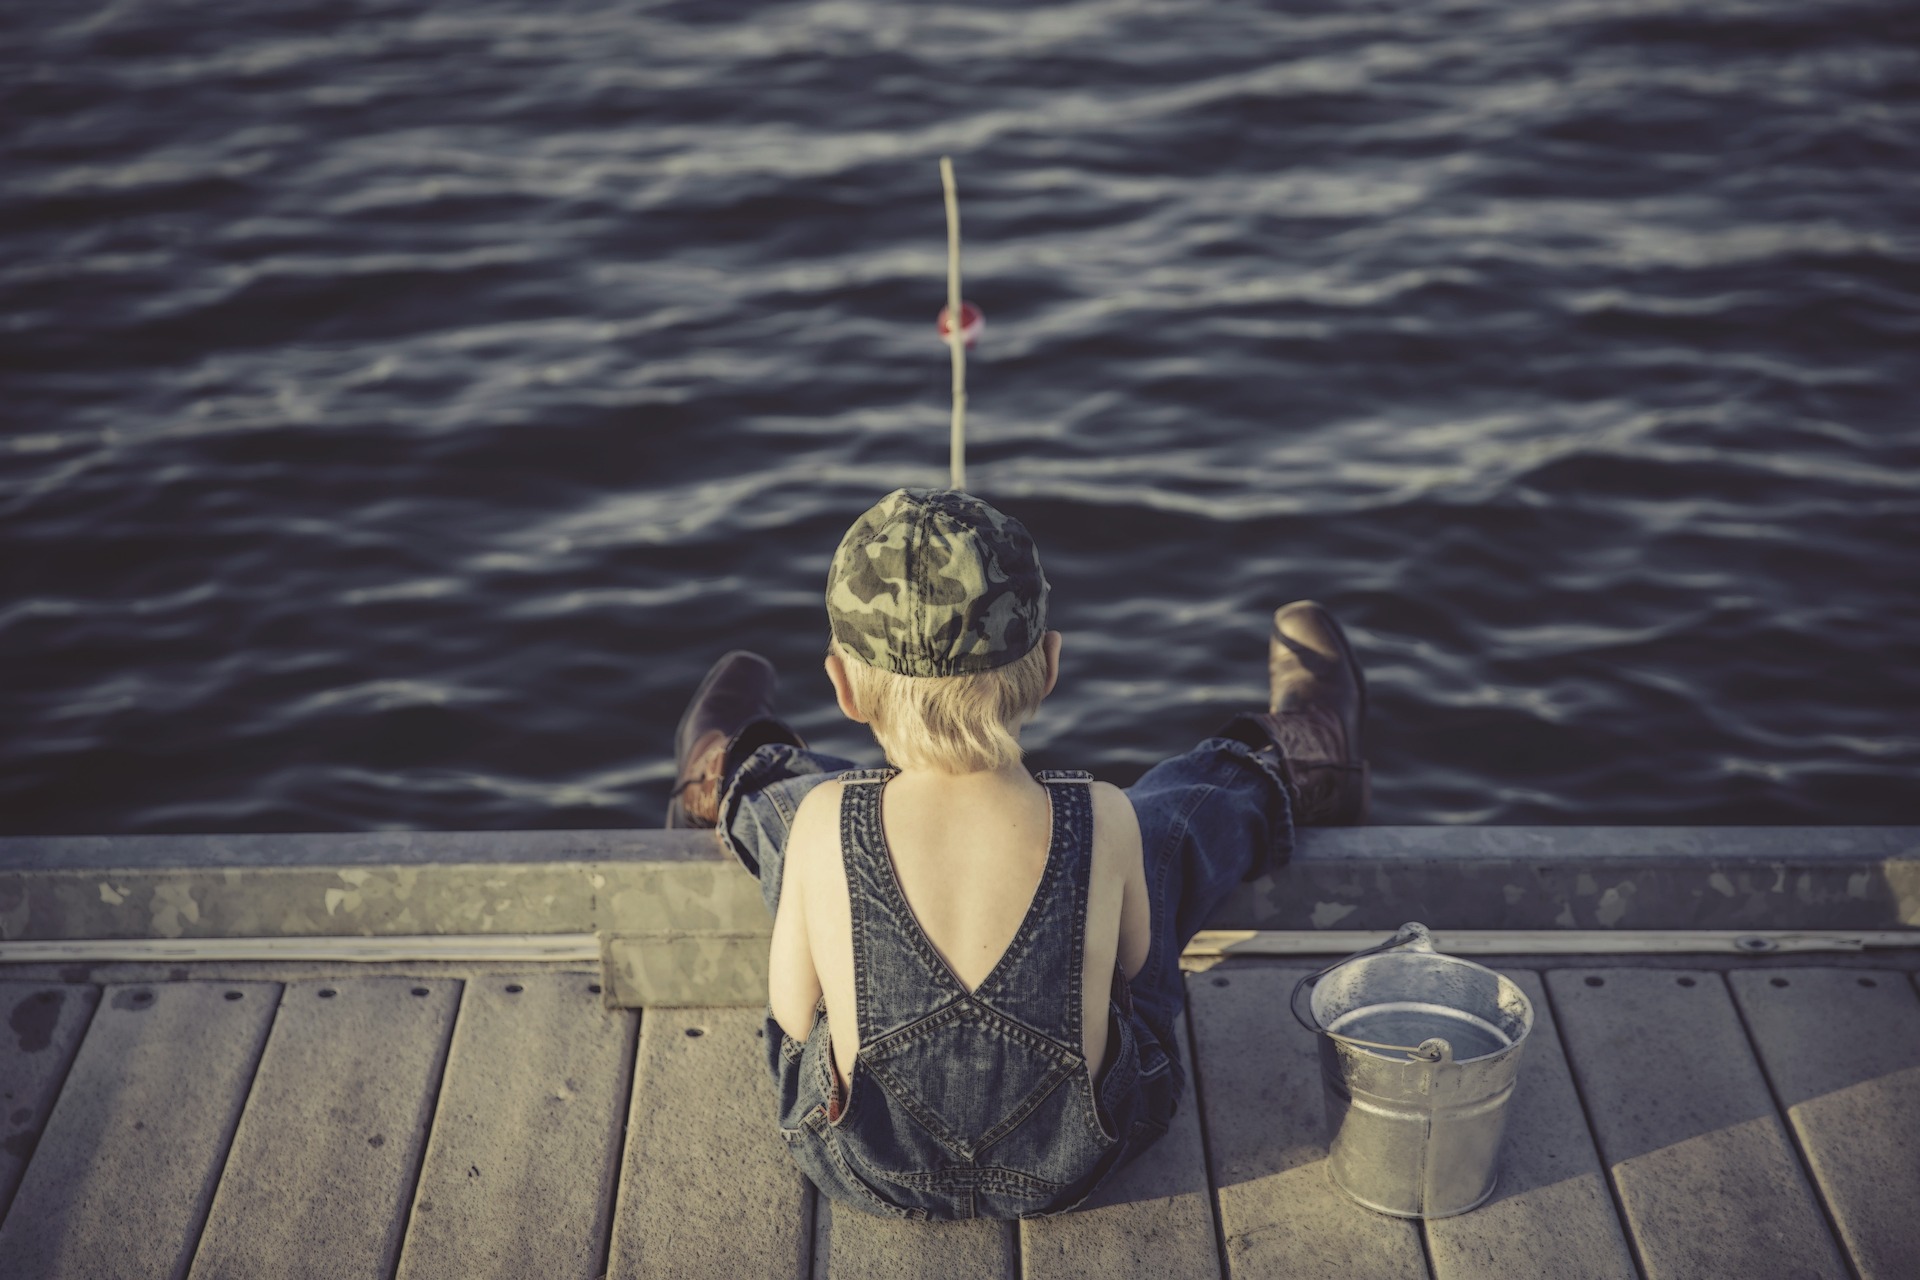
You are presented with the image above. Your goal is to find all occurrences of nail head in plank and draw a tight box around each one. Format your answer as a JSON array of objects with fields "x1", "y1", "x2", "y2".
[
  {"x1": 395, "y1": 973, "x2": 636, "y2": 1280},
  {"x1": 813, "y1": 1197, "x2": 1015, "y2": 1280},
  {"x1": 1547, "y1": 968, "x2": 1848, "y2": 1280},
  {"x1": 1424, "y1": 969, "x2": 1634, "y2": 1280},
  {"x1": 1021, "y1": 1018, "x2": 1219, "y2": 1280},
  {"x1": 1729, "y1": 968, "x2": 1920, "y2": 1280},
  {"x1": 0, "y1": 981, "x2": 277, "y2": 1280},
  {"x1": 0, "y1": 981, "x2": 100, "y2": 1223},
  {"x1": 607, "y1": 1009, "x2": 809, "y2": 1278},
  {"x1": 1184, "y1": 968, "x2": 1426, "y2": 1280},
  {"x1": 188, "y1": 977, "x2": 461, "y2": 1280}
]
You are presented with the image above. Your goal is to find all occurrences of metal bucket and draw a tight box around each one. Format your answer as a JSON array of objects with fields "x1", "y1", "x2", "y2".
[{"x1": 1290, "y1": 922, "x2": 1533, "y2": 1219}]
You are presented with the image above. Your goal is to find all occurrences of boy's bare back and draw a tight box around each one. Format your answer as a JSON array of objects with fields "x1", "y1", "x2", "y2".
[{"x1": 771, "y1": 766, "x2": 1149, "y2": 1093}]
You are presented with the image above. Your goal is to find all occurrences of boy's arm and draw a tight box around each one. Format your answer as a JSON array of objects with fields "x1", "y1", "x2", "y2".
[
  {"x1": 1102, "y1": 784, "x2": 1152, "y2": 980},
  {"x1": 768, "y1": 789, "x2": 828, "y2": 1042}
]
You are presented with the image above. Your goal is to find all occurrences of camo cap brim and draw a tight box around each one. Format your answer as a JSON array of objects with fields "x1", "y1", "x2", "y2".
[{"x1": 827, "y1": 488, "x2": 1049, "y2": 677}]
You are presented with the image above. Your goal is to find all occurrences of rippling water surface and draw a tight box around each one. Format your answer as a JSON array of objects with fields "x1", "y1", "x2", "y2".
[{"x1": 4, "y1": 0, "x2": 1918, "y2": 832}]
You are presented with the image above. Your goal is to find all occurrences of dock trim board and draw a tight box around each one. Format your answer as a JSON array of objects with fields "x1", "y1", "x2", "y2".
[
  {"x1": 0, "y1": 934, "x2": 602, "y2": 963},
  {"x1": 12, "y1": 929, "x2": 1918, "y2": 1012},
  {"x1": 1184, "y1": 929, "x2": 1920, "y2": 957}
]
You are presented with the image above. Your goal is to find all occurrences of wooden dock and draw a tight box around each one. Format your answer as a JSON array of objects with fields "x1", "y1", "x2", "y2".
[{"x1": 3, "y1": 955, "x2": 1916, "y2": 1279}]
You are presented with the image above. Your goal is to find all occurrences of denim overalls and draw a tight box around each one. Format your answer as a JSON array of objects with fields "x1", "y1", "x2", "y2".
[{"x1": 718, "y1": 724, "x2": 1293, "y2": 1220}]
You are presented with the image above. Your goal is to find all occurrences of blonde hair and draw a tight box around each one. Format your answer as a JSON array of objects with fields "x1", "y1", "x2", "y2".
[{"x1": 834, "y1": 639, "x2": 1050, "y2": 773}]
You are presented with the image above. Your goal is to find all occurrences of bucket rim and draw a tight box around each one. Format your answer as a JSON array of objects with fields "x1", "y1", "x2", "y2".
[{"x1": 1291, "y1": 922, "x2": 1533, "y2": 1063}]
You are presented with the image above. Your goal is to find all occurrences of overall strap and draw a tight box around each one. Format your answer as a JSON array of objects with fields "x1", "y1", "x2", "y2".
[
  {"x1": 967, "y1": 771, "x2": 1096, "y2": 1050},
  {"x1": 836, "y1": 770, "x2": 969, "y2": 1040}
]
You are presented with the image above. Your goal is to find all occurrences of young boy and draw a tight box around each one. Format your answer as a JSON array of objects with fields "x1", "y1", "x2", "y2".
[{"x1": 665, "y1": 487, "x2": 1367, "y2": 1221}]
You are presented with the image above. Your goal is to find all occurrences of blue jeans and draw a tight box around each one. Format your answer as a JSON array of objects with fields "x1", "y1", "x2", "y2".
[{"x1": 718, "y1": 730, "x2": 1294, "y2": 1143}]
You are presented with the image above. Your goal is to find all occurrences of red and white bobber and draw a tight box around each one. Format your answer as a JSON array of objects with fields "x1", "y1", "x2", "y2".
[{"x1": 936, "y1": 301, "x2": 984, "y2": 350}]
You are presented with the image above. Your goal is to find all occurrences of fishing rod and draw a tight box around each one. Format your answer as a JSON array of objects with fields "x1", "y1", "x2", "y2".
[{"x1": 937, "y1": 156, "x2": 983, "y2": 492}]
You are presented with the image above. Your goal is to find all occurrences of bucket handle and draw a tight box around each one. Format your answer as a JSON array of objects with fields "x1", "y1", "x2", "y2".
[{"x1": 1289, "y1": 922, "x2": 1455, "y2": 1064}]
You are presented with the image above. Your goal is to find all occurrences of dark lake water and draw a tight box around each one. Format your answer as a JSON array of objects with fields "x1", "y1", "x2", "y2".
[{"x1": 4, "y1": 0, "x2": 1918, "y2": 833}]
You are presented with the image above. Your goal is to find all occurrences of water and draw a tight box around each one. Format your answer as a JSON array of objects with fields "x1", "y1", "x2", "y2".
[
  {"x1": 4, "y1": 0, "x2": 1918, "y2": 834},
  {"x1": 1328, "y1": 1003, "x2": 1514, "y2": 1063}
]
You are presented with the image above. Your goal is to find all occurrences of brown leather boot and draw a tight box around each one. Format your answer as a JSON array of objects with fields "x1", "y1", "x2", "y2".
[
  {"x1": 1244, "y1": 600, "x2": 1370, "y2": 825},
  {"x1": 665, "y1": 651, "x2": 803, "y2": 829}
]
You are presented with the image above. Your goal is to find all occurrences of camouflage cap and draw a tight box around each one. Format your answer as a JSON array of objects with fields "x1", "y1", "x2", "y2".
[{"x1": 827, "y1": 488, "x2": 1049, "y2": 677}]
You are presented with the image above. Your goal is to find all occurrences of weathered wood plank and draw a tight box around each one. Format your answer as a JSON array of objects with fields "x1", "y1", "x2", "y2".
[
  {"x1": 1424, "y1": 969, "x2": 1634, "y2": 1280},
  {"x1": 607, "y1": 1008, "x2": 810, "y2": 1278},
  {"x1": 814, "y1": 1197, "x2": 1015, "y2": 1280},
  {"x1": 0, "y1": 981, "x2": 276, "y2": 1280},
  {"x1": 1547, "y1": 968, "x2": 1847, "y2": 1280},
  {"x1": 1021, "y1": 1019, "x2": 1220, "y2": 1280},
  {"x1": 1184, "y1": 968, "x2": 1426, "y2": 1280},
  {"x1": 395, "y1": 973, "x2": 636, "y2": 1280},
  {"x1": 188, "y1": 977, "x2": 461, "y2": 1279},
  {"x1": 0, "y1": 981, "x2": 99, "y2": 1222},
  {"x1": 1729, "y1": 968, "x2": 1920, "y2": 1280}
]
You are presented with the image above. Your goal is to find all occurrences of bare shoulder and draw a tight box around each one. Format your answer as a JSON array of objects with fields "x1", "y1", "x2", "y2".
[
  {"x1": 1088, "y1": 780, "x2": 1143, "y2": 887},
  {"x1": 785, "y1": 778, "x2": 845, "y2": 873},
  {"x1": 794, "y1": 776, "x2": 845, "y2": 823},
  {"x1": 1089, "y1": 780, "x2": 1141, "y2": 845}
]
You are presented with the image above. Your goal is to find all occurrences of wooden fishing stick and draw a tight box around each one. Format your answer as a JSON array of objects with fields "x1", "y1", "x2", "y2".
[{"x1": 940, "y1": 156, "x2": 966, "y2": 491}]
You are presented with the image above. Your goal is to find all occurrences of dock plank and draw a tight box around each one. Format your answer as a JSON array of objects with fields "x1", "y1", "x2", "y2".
[
  {"x1": 1729, "y1": 968, "x2": 1920, "y2": 1280},
  {"x1": 814, "y1": 1198, "x2": 1015, "y2": 1280},
  {"x1": 395, "y1": 973, "x2": 636, "y2": 1280},
  {"x1": 0, "y1": 981, "x2": 99, "y2": 1223},
  {"x1": 1424, "y1": 969, "x2": 1633, "y2": 1280},
  {"x1": 1185, "y1": 968, "x2": 1426, "y2": 1280},
  {"x1": 1547, "y1": 968, "x2": 1847, "y2": 1280},
  {"x1": 1021, "y1": 1019, "x2": 1220, "y2": 1280},
  {"x1": 608, "y1": 1008, "x2": 810, "y2": 1278},
  {"x1": 188, "y1": 977, "x2": 462, "y2": 1280},
  {"x1": 0, "y1": 981, "x2": 276, "y2": 1280}
]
